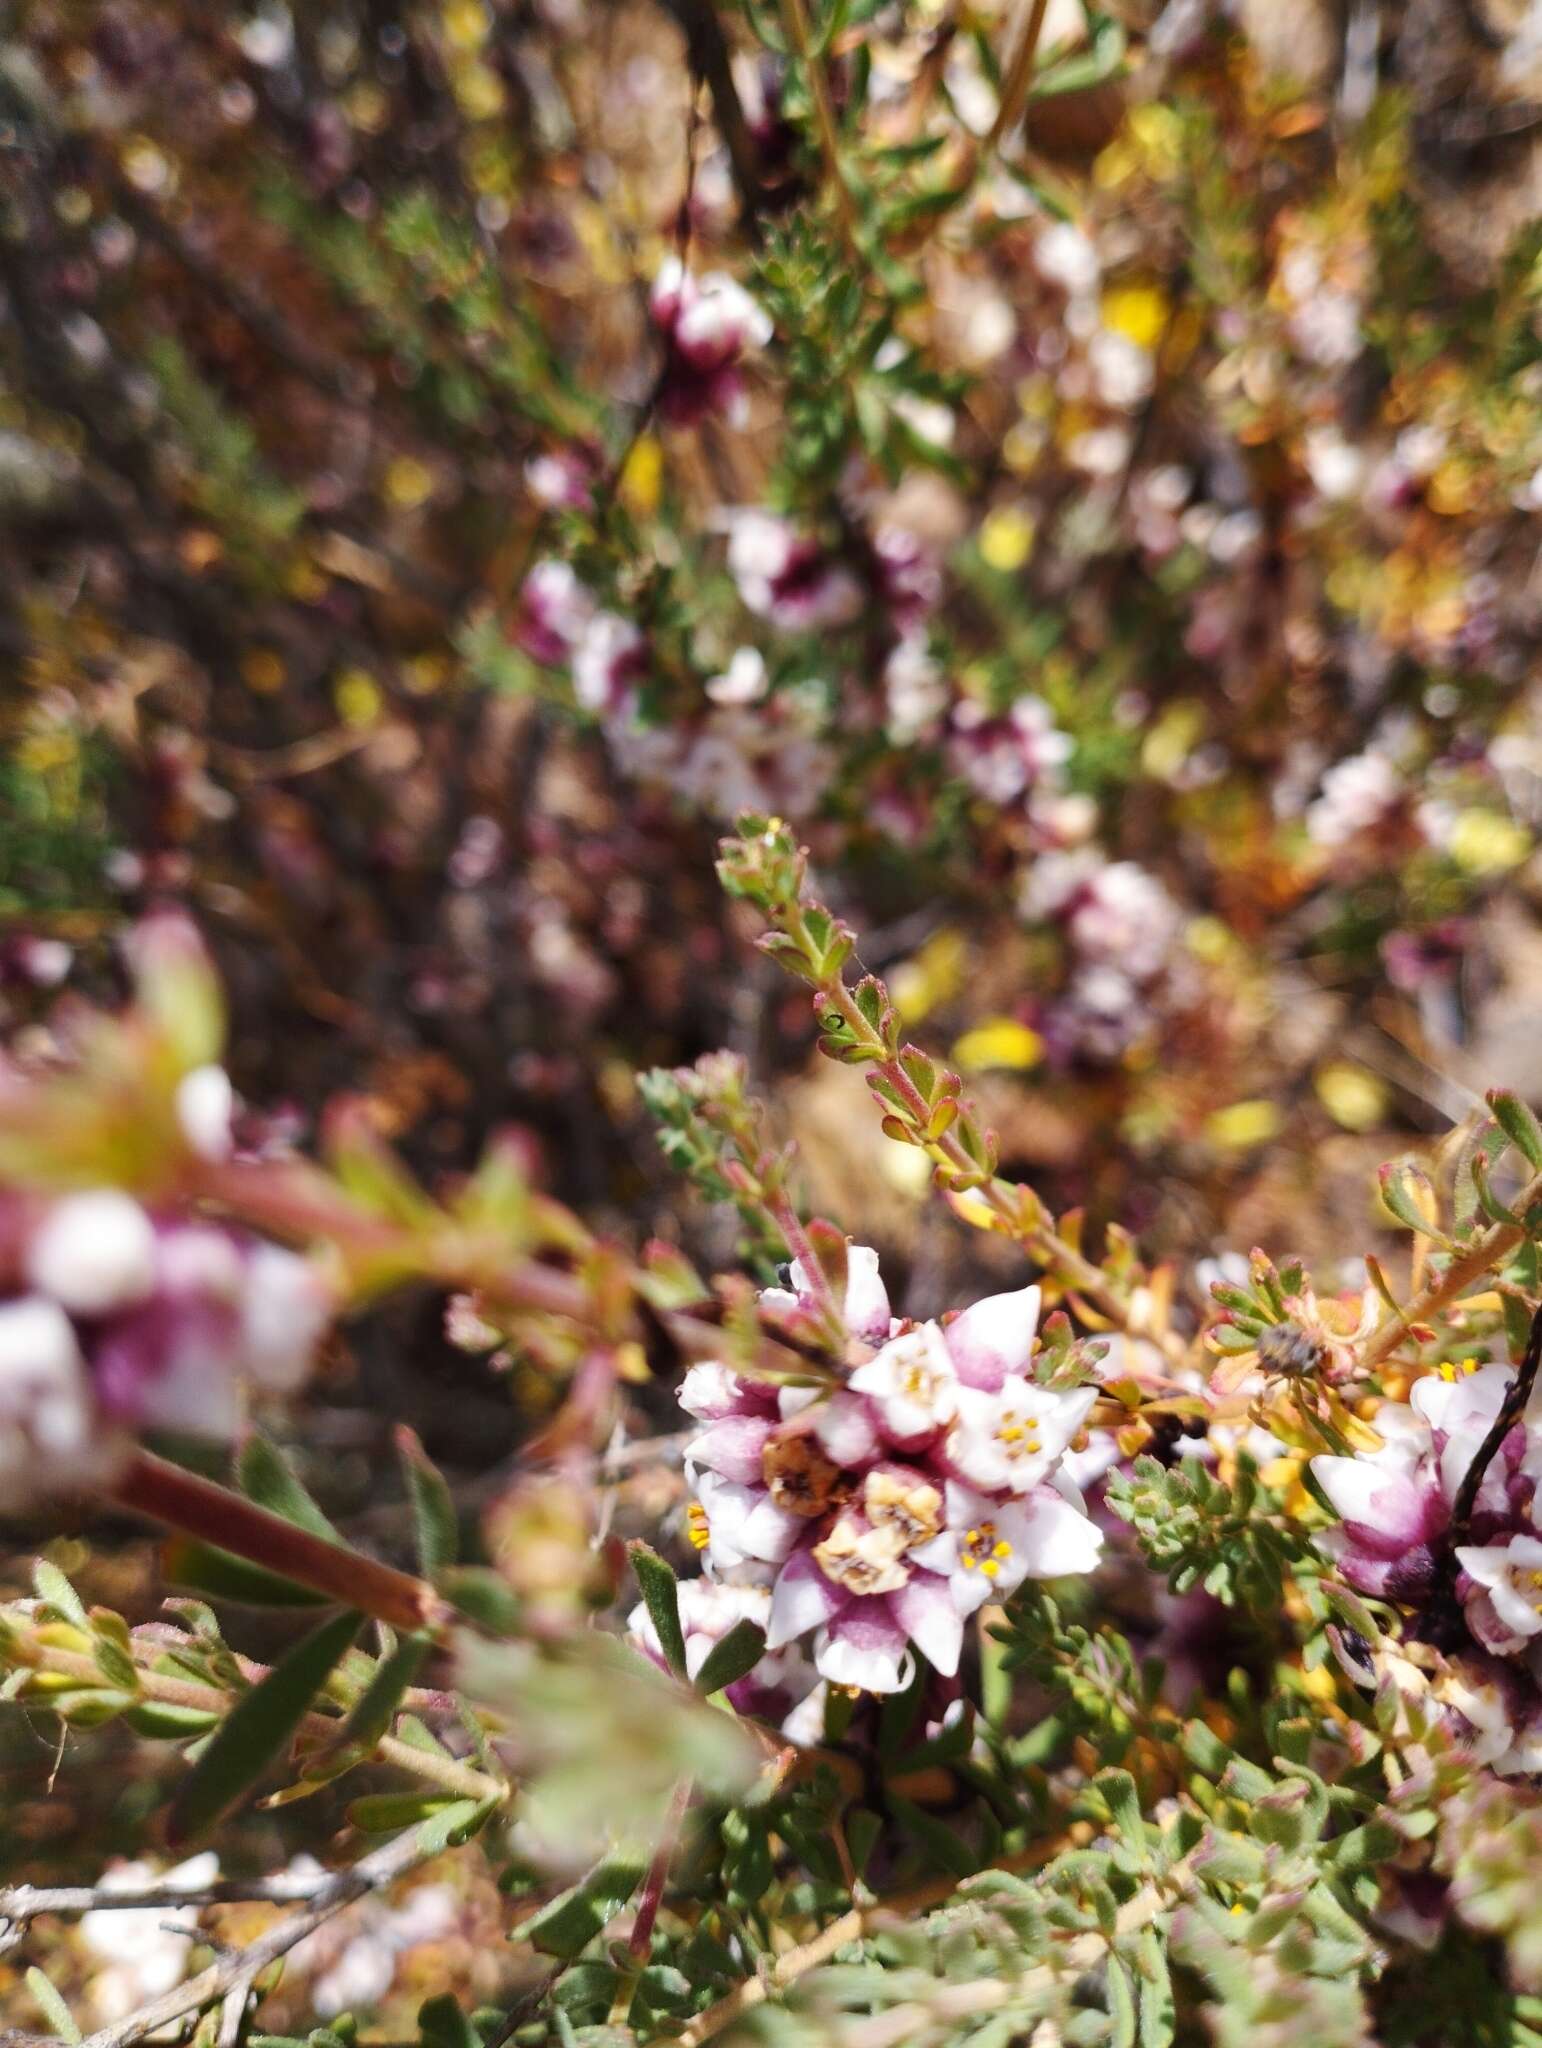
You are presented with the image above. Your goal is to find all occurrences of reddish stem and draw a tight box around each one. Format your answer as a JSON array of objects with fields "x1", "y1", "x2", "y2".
[
  {"x1": 110, "y1": 1450, "x2": 444, "y2": 1634},
  {"x1": 628, "y1": 1777, "x2": 692, "y2": 1961}
]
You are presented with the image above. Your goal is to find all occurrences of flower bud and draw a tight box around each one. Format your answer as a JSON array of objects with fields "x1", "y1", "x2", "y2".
[{"x1": 26, "y1": 1191, "x2": 156, "y2": 1316}]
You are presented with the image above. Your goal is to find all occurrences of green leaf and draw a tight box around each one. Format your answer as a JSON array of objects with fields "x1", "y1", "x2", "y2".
[
  {"x1": 1107, "y1": 1950, "x2": 1137, "y2": 2048},
  {"x1": 162, "y1": 1537, "x2": 329, "y2": 1609},
  {"x1": 321, "y1": 1630, "x2": 434, "y2": 1764},
  {"x1": 236, "y1": 1433, "x2": 340, "y2": 1542},
  {"x1": 416, "y1": 1996, "x2": 480, "y2": 2048},
  {"x1": 169, "y1": 1610, "x2": 363, "y2": 1844},
  {"x1": 439, "y1": 1568, "x2": 523, "y2": 1637},
  {"x1": 1490, "y1": 1090, "x2": 1542, "y2": 1172},
  {"x1": 347, "y1": 1790, "x2": 462, "y2": 1833},
  {"x1": 26, "y1": 1969, "x2": 82, "y2": 2046},
  {"x1": 888, "y1": 1796, "x2": 980, "y2": 1878},
  {"x1": 33, "y1": 1560, "x2": 87, "y2": 1630},
  {"x1": 694, "y1": 1620, "x2": 766, "y2": 1696},
  {"x1": 628, "y1": 1543, "x2": 687, "y2": 1679},
  {"x1": 397, "y1": 1428, "x2": 459, "y2": 1578},
  {"x1": 123, "y1": 1699, "x2": 222, "y2": 1741},
  {"x1": 1377, "y1": 1161, "x2": 1444, "y2": 1239},
  {"x1": 520, "y1": 1851, "x2": 649, "y2": 1958}
]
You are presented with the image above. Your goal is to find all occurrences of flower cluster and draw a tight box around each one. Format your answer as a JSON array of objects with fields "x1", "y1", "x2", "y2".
[
  {"x1": 1312, "y1": 1360, "x2": 1542, "y2": 1771},
  {"x1": 663, "y1": 1246, "x2": 1102, "y2": 1700},
  {"x1": 0, "y1": 1185, "x2": 330, "y2": 1499},
  {"x1": 1022, "y1": 853, "x2": 1184, "y2": 1062}
]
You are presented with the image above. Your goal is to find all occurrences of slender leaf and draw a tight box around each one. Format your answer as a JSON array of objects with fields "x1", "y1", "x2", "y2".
[
  {"x1": 236, "y1": 1432, "x2": 340, "y2": 1541},
  {"x1": 628, "y1": 1543, "x2": 687, "y2": 1679},
  {"x1": 26, "y1": 1969, "x2": 82, "y2": 2046},
  {"x1": 32, "y1": 1560, "x2": 88, "y2": 1630},
  {"x1": 321, "y1": 1630, "x2": 433, "y2": 1763},
  {"x1": 169, "y1": 1609, "x2": 363, "y2": 1844},
  {"x1": 1490, "y1": 1089, "x2": 1542, "y2": 1172},
  {"x1": 521, "y1": 1851, "x2": 649, "y2": 1959},
  {"x1": 397, "y1": 1428, "x2": 459, "y2": 1577},
  {"x1": 162, "y1": 1537, "x2": 328, "y2": 1609},
  {"x1": 694, "y1": 1620, "x2": 766, "y2": 1697}
]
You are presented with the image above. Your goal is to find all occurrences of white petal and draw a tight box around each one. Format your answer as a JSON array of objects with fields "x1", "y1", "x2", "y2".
[
  {"x1": 1015, "y1": 1490, "x2": 1103, "y2": 1578},
  {"x1": 945, "y1": 1283, "x2": 1041, "y2": 1389},
  {"x1": 766, "y1": 1552, "x2": 843, "y2": 1649},
  {"x1": 891, "y1": 1576, "x2": 964, "y2": 1678},
  {"x1": 814, "y1": 1624, "x2": 910, "y2": 1695}
]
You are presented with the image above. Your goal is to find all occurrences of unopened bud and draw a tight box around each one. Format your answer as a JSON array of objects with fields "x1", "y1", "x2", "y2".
[{"x1": 26, "y1": 1191, "x2": 156, "y2": 1316}]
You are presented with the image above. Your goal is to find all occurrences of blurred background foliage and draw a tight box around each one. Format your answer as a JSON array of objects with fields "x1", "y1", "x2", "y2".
[{"x1": 3, "y1": 9, "x2": 1542, "y2": 1995}]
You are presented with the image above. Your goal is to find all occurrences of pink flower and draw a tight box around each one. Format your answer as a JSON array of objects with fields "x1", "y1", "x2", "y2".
[
  {"x1": 26, "y1": 1190, "x2": 157, "y2": 1317},
  {"x1": 572, "y1": 613, "x2": 647, "y2": 716},
  {"x1": 674, "y1": 1246, "x2": 1102, "y2": 1693},
  {"x1": 949, "y1": 697, "x2": 1071, "y2": 805},
  {"x1": 723, "y1": 511, "x2": 863, "y2": 633},
  {"x1": 767, "y1": 1543, "x2": 964, "y2": 1690},
  {"x1": 1022, "y1": 854, "x2": 1178, "y2": 984},
  {"x1": 651, "y1": 259, "x2": 772, "y2": 425},
  {"x1": 515, "y1": 560, "x2": 594, "y2": 666},
  {"x1": 849, "y1": 1323, "x2": 960, "y2": 1445},
  {"x1": 946, "y1": 1379, "x2": 1098, "y2": 1495},
  {"x1": 0, "y1": 1295, "x2": 105, "y2": 1500},
  {"x1": 1311, "y1": 1363, "x2": 1532, "y2": 1614},
  {"x1": 912, "y1": 1477, "x2": 1104, "y2": 1614}
]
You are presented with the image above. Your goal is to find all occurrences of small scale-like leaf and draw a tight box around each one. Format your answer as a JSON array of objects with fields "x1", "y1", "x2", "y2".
[
  {"x1": 1377, "y1": 1161, "x2": 1445, "y2": 1239},
  {"x1": 416, "y1": 1995, "x2": 481, "y2": 2048},
  {"x1": 628, "y1": 1543, "x2": 687, "y2": 1679},
  {"x1": 169, "y1": 1609, "x2": 363, "y2": 1844},
  {"x1": 888, "y1": 1795, "x2": 979, "y2": 1878},
  {"x1": 347, "y1": 1790, "x2": 462, "y2": 1833},
  {"x1": 694, "y1": 1620, "x2": 766, "y2": 1696},
  {"x1": 1490, "y1": 1089, "x2": 1542, "y2": 1172},
  {"x1": 439, "y1": 1567, "x2": 523, "y2": 1637},
  {"x1": 123, "y1": 1699, "x2": 221, "y2": 1741}
]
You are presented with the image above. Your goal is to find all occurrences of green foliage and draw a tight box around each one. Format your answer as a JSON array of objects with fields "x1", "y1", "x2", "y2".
[
  {"x1": 1106, "y1": 1455, "x2": 1310, "y2": 1607},
  {"x1": 169, "y1": 1608, "x2": 364, "y2": 1844}
]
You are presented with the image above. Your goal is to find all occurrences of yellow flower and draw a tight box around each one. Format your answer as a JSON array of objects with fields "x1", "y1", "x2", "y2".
[{"x1": 952, "y1": 1018, "x2": 1043, "y2": 1072}]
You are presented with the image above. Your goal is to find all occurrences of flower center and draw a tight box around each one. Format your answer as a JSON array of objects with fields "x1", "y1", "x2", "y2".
[
  {"x1": 960, "y1": 1522, "x2": 1014, "y2": 1578},
  {"x1": 1436, "y1": 1356, "x2": 1481, "y2": 1383},
  {"x1": 813, "y1": 1514, "x2": 910, "y2": 1595},
  {"x1": 761, "y1": 1432, "x2": 845, "y2": 1517},
  {"x1": 686, "y1": 1502, "x2": 711, "y2": 1551},
  {"x1": 995, "y1": 1406, "x2": 1042, "y2": 1458},
  {"x1": 863, "y1": 1468, "x2": 943, "y2": 1547}
]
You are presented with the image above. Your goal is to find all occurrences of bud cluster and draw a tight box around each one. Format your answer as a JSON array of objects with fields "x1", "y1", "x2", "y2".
[{"x1": 0, "y1": 1185, "x2": 330, "y2": 1500}]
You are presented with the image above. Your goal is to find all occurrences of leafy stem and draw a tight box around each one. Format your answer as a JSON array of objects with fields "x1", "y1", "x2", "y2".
[{"x1": 719, "y1": 818, "x2": 1189, "y2": 1375}]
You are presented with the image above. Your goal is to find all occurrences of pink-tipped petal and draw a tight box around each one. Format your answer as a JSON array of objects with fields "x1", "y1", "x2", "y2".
[
  {"x1": 684, "y1": 1416, "x2": 774, "y2": 1485},
  {"x1": 944, "y1": 1283, "x2": 1042, "y2": 1391},
  {"x1": 814, "y1": 1597, "x2": 912, "y2": 1693},
  {"x1": 890, "y1": 1572, "x2": 964, "y2": 1678},
  {"x1": 767, "y1": 1547, "x2": 845, "y2": 1649}
]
